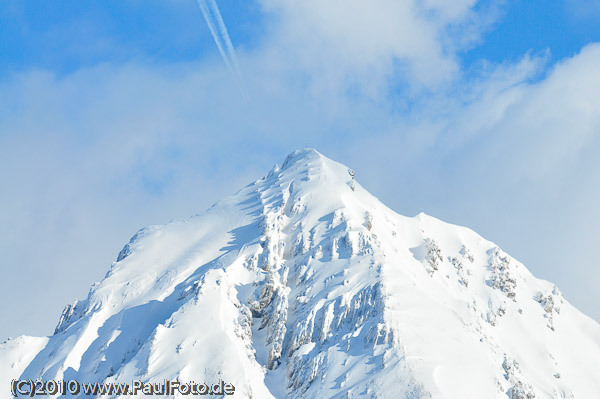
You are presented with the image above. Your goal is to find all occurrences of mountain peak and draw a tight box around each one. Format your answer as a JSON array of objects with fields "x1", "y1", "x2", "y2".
[
  {"x1": 257, "y1": 148, "x2": 364, "y2": 217},
  {"x1": 2, "y1": 150, "x2": 599, "y2": 398},
  {"x1": 275, "y1": 147, "x2": 343, "y2": 181},
  {"x1": 281, "y1": 147, "x2": 322, "y2": 169},
  {"x1": 264, "y1": 147, "x2": 326, "y2": 180}
]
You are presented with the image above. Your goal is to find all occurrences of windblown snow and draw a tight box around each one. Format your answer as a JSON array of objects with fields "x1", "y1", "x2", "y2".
[{"x1": 2, "y1": 149, "x2": 599, "y2": 398}]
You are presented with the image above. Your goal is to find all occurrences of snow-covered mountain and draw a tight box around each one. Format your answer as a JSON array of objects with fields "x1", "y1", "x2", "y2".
[{"x1": 2, "y1": 148, "x2": 599, "y2": 398}]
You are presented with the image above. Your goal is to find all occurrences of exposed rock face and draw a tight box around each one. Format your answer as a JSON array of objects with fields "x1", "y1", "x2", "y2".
[{"x1": 1, "y1": 149, "x2": 599, "y2": 399}]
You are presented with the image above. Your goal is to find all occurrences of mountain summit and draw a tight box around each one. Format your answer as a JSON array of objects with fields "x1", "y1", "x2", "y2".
[{"x1": 2, "y1": 148, "x2": 599, "y2": 398}]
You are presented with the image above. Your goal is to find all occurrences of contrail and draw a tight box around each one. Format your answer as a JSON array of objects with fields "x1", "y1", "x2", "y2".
[{"x1": 196, "y1": 0, "x2": 249, "y2": 98}]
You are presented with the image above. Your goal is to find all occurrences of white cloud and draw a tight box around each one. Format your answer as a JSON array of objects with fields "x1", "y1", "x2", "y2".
[
  {"x1": 456, "y1": 43, "x2": 600, "y2": 186},
  {"x1": 258, "y1": 0, "x2": 500, "y2": 97},
  {"x1": 565, "y1": 0, "x2": 600, "y2": 19}
]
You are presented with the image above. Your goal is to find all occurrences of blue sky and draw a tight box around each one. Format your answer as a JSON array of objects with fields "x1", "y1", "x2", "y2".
[
  {"x1": 0, "y1": 0, "x2": 264, "y2": 74},
  {"x1": 1, "y1": 0, "x2": 599, "y2": 340},
  {"x1": 3, "y1": 0, "x2": 598, "y2": 75},
  {"x1": 465, "y1": 0, "x2": 600, "y2": 64}
]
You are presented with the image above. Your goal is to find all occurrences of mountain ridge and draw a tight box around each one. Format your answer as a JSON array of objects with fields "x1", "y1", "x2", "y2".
[{"x1": 2, "y1": 148, "x2": 599, "y2": 398}]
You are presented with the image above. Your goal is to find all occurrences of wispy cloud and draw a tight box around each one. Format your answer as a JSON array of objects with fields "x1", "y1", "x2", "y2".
[
  {"x1": 196, "y1": 0, "x2": 248, "y2": 98},
  {"x1": 565, "y1": 0, "x2": 600, "y2": 18}
]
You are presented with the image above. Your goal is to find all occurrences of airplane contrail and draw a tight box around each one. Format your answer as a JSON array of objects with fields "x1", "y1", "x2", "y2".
[{"x1": 196, "y1": 0, "x2": 249, "y2": 98}]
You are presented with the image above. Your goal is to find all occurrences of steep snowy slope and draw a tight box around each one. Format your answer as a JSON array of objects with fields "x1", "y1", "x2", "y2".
[{"x1": 2, "y1": 148, "x2": 599, "y2": 398}]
